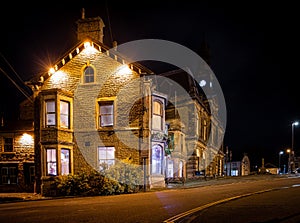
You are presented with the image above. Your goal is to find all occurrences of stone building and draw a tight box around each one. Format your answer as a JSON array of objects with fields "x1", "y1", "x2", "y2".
[
  {"x1": 158, "y1": 68, "x2": 225, "y2": 180},
  {"x1": 0, "y1": 118, "x2": 35, "y2": 192},
  {"x1": 0, "y1": 11, "x2": 225, "y2": 193}
]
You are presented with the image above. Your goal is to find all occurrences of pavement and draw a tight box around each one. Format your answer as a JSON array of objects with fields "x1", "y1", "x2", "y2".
[{"x1": 0, "y1": 174, "x2": 293, "y2": 203}]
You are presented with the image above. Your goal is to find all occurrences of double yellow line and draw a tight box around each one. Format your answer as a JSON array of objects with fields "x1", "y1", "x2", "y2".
[{"x1": 163, "y1": 188, "x2": 273, "y2": 223}]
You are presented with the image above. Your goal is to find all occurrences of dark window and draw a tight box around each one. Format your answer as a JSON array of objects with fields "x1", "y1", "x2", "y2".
[
  {"x1": 84, "y1": 66, "x2": 94, "y2": 83},
  {"x1": 4, "y1": 138, "x2": 13, "y2": 152},
  {"x1": 24, "y1": 164, "x2": 35, "y2": 184},
  {"x1": 1, "y1": 166, "x2": 17, "y2": 184}
]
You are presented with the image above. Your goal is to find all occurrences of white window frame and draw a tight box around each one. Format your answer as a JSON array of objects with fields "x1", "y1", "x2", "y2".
[
  {"x1": 98, "y1": 146, "x2": 115, "y2": 170},
  {"x1": 46, "y1": 149, "x2": 57, "y2": 176},
  {"x1": 45, "y1": 100, "x2": 56, "y2": 127},
  {"x1": 98, "y1": 101, "x2": 114, "y2": 127},
  {"x1": 60, "y1": 100, "x2": 70, "y2": 128},
  {"x1": 61, "y1": 149, "x2": 70, "y2": 175}
]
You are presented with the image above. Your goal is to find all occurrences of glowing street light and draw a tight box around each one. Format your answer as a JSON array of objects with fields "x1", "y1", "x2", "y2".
[
  {"x1": 278, "y1": 151, "x2": 284, "y2": 174},
  {"x1": 290, "y1": 121, "x2": 299, "y2": 173}
]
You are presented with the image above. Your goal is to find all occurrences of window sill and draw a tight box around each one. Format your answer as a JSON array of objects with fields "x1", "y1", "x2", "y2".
[{"x1": 0, "y1": 152, "x2": 16, "y2": 156}]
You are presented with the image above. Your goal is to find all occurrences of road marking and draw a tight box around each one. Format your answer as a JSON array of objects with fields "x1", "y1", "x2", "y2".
[{"x1": 163, "y1": 188, "x2": 275, "y2": 223}]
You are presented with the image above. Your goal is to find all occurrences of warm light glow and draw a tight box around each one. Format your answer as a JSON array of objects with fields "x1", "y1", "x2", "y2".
[
  {"x1": 48, "y1": 67, "x2": 55, "y2": 75},
  {"x1": 50, "y1": 71, "x2": 68, "y2": 85},
  {"x1": 83, "y1": 41, "x2": 97, "y2": 55},
  {"x1": 116, "y1": 64, "x2": 133, "y2": 75},
  {"x1": 20, "y1": 133, "x2": 34, "y2": 147},
  {"x1": 287, "y1": 149, "x2": 291, "y2": 153},
  {"x1": 84, "y1": 41, "x2": 91, "y2": 49}
]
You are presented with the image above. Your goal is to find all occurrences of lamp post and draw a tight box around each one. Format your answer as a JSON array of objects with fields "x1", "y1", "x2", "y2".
[
  {"x1": 287, "y1": 149, "x2": 291, "y2": 173},
  {"x1": 279, "y1": 151, "x2": 284, "y2": 174},
  {"x1": 291, "y1": 121, "x2": 299, "y2": 173}
]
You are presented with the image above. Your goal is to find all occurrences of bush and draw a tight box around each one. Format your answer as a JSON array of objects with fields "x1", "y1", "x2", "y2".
[
  {"x1": 101, "y1": 158, "x2": 144, "y2": 193},
  {"x1": 54, "y1": 170, "x2": 124, "y2": 196},
  {"x1": 54, "y1": 159, "x2": 144, "y2": 197}
]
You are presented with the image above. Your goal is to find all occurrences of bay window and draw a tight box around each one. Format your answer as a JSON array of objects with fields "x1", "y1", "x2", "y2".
[
  {"x1": 46, "y1": 149, "x2": 57, "y2": 176},
  {"x1": 61, "y1": 149, "x2": 70, "y2": 175},
  {"x1": 46, "y1": 100, "x2": 56, "y2": 127},
  {"x1": 60, "y1": 101, "x2": 70, "y2": 128}
]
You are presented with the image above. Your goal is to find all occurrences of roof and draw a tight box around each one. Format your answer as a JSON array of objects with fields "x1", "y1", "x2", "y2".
[
  {"x1": 26, "y1": 37, "x2": 155, "y2": 88},
  {"x1": 157, "y1": 69, "x2": 210, "y2": 113}
]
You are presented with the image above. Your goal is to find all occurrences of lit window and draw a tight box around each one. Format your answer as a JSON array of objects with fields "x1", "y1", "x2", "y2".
[
  {"x1": 84, "y1": 66, "x2": 94, "y2": 83},
  {"x1": 167, "y1": 159, "x2": 174, "y2": 177},
  {"x1": 60, "y1": 101, "x2": 70, "y2": 128},
  {"x1": 152, "y1": 144, "x2": 163, "y2": 174},
  {"x1": 98, "y1": 147, "x2": 115, "y2": 170},
  {"x1": 153, "y1": 100, "x2": 163, "y2": 130},
  {"x1": 46, "y1": 149, "x2": 57, "y2": 176},
  {"x1": 99, "y1": 101, "x2": 114, "y2": 127},
  {"x1": 4, "y1": 138, "x2": 13, "y2": 152},
  {"x1": 1, "y1": 166, "x2": 17, "y2": 184},
  {"x1": 203, "y1": 119, "x2": 207, "y2": 141},
  {"x1": 61, "y1": 149, "x2": 70, "y2": 175},
  {"x1": 46, "y1": 100, "x2": 56, "y2": 127}
]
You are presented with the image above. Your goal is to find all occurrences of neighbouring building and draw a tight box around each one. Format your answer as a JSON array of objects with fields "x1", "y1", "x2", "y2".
[
  {"x1": 0, "y1": 10, "x2": 225, "y2": 194},
  {"x1": 225, "y1": 154, "x2": 250, "y2": 176}
]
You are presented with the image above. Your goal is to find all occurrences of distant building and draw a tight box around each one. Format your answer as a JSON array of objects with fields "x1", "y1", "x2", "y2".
[{"x1": 225, "y1": 154, "x2": 250, "y2": 176}]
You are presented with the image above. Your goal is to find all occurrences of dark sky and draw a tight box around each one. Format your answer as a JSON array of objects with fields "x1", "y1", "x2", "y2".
[{"x1": 1, "y1": 1, "x2": 299, "y2": 167}]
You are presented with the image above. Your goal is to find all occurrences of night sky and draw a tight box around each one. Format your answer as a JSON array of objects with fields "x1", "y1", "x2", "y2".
[{"x1": 1, "y1": 1, "x2": 299, "y2": 167}]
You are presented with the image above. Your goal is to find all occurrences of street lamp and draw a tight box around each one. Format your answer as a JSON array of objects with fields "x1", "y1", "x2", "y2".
[
  {"x1": 278, "y1": 151, "x2": 284, "y2": 174},
  {"x1": 291, "y1": 121, "x2": 299, "y2": 173}
]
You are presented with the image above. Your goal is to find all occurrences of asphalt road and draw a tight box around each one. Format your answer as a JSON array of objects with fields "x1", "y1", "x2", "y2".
[{"x1": 1, "y1": 175, "x2": 300, "y2": 223}]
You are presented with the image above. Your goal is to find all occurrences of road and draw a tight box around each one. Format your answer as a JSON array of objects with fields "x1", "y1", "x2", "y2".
[{"x1": 0, "y1": 175, "x2": 300, "y2": 223}]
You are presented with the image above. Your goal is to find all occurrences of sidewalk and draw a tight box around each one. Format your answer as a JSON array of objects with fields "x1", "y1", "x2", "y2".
[{"x1": 0, "y1": 174, "x2": 291, "y2": 203}]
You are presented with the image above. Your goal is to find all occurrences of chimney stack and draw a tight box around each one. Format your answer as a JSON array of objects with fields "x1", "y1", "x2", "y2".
[{"x1": 76, "y1": 8, "x2": 105, "y2": 43}]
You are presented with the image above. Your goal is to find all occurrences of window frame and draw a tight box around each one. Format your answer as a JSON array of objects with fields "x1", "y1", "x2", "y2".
[
  {"x1": 60, "y1": 100, "x2": 70, "y2": 129},
  {"x1": 152, "y1": 100, "x2": 163, "y2": 130},
  {"x1": 46, "y1": 148, "x2": 57, "y2": 176},
  {"x1": 61, "y1": 148, "x2": 70, "y2": 175},
  {"x1": 98, "y1": 146, "x2": 115, "y2": 170},
  {"x1": 83, "y1": 65, "x2": 95, "y2": 83},
  {"x1": 4, "y1": 137, "x2": 13, "y2": 152},
  {"x1": 1, "y1": 166, "x2": 17, "y2": 184},
  {"x1": 45, "y1": 100, "x2": 56, "y2": 127},
  {"x1": 98, "y1": 101, "x2": 114, "y2": 128},
  {"x1": 151, "y1": 144, "x2": 163, "y2": 175}
]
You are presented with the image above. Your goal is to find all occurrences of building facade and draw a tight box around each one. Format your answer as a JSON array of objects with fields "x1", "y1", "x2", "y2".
[{"x1": 0, "y1": 12, "x2": 225, "y2": 193}]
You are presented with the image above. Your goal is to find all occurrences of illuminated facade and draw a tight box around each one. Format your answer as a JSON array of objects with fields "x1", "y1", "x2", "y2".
[
  {"x1": 25, "y1": 13, "x2": 169, "y2": 194},
  {"x1": 0, "y1": 12, "x2": 225, "y2": 193},
  {"x1": 0, "y1": 119, "x2": 35, "y2": 192}
]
